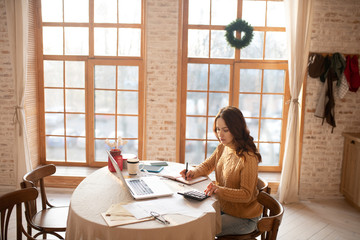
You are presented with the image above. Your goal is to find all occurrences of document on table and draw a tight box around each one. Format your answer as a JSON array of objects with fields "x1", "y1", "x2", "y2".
[{"x1": 122, "y1": 193, "x2": 216, "y2": 219}]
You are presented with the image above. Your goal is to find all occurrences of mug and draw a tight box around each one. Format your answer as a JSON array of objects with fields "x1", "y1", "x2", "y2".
[{"x1": 127, "y1": 157, "x2": 143, "y2": 175}]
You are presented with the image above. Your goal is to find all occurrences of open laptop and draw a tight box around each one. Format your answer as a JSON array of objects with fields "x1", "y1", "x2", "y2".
[{"x1": 107, "y1": 150, "x2": 173, "y2": 200}]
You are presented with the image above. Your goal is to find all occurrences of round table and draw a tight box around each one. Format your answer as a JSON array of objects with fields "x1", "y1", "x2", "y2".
[{"x1": 65, "y1": 163, "x2": 221, "y2": 240}]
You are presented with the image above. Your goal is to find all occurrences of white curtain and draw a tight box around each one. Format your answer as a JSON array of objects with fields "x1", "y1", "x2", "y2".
[
  {"x1": 5, "y1": 0, "x2": 32, "y2": 187},
  {"x1": 278, "y1": 0, "x2": 313, "y2": 203}
]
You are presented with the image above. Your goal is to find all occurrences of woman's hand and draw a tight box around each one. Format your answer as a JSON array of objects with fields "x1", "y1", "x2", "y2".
[
  {"x1": 204, "y1": 182, "x2": 218, "y2": 196},
  {"x1": 180, "y1": 169, "x2": 195, "y2": 180}
]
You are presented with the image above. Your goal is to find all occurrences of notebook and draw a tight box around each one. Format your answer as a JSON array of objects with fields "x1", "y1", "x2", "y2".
[
  {"x1": 159, "y1": 168, "x2": 208, "y2": 185},
  {"x1": 107, "y1": 150, "x2": 173, "y2": 200}
]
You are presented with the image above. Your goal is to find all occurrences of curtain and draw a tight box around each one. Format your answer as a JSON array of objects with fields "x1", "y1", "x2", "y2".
[
  {"x1": 5, "y1": 0, "x2": 32, "y2": 187},
  {"x1": 278, "y1": 0, "x2": 313, "y2": 203}
]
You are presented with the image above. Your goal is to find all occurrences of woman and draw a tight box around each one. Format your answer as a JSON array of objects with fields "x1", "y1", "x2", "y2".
[{"x1": 180, "y1": 106, "x2": 262, "y2": 236}]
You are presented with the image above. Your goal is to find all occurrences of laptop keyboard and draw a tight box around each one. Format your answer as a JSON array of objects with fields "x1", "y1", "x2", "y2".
[{"x1": 128, "y1": 179, "x2": 154, "y2": 195}]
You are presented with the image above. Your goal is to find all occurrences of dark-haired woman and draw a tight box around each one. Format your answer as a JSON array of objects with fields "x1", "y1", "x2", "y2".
[{"x1": 180, "y1": 106, "x2": 262, "y2": 236}]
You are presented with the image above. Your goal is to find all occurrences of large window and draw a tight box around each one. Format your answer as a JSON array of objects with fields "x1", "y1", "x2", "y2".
[
  {"x1": 181, "y1": 0, "x2": 288, "y2": 171},
  {"x1": 39, "y1": 0, "x2": 144, "y2": 166}
]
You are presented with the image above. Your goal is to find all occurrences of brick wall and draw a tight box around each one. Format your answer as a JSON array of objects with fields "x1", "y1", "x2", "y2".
[
  {"x1": 145, "y1": 0, "x2": 179, "y2": 161},
  {"x1": 300, "y1": 0, "x2": 360, "y2": 199},
  {"x1": 0, "y1": 0, "x2": 16, "y2": 186}
]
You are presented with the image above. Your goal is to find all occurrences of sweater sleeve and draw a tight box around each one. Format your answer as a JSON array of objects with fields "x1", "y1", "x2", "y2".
[
  {"x1": 216, "y1": 154, "x2": 258, "y2": 203},
  {"x1": 192, "y1": 144, "x2": 224, "y2": 178}
]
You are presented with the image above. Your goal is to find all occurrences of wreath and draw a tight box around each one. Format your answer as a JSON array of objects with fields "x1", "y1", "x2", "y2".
[{"x1": 225, "y1": 19, "x2": 254, "y2": 49}]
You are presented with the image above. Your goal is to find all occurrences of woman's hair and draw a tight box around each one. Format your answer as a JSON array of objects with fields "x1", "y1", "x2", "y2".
[{"x1": 213, "y1": 106, "x2": 262, "y2": 163}]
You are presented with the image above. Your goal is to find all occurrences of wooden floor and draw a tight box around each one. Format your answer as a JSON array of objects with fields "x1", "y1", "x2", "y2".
[{"x1": 3, "y1": 188, "x2": 360, "y2": 240}]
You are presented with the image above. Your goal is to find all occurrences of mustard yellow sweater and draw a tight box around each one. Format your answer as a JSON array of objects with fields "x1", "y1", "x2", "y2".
[{"x1": 192, "y1": 144, "x2": 262, "y2": 219}]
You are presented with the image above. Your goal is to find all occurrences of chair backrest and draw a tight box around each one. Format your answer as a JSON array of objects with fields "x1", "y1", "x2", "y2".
[
  {"x1": 0, "y1": 188, "x2": 38, "y2": 240},
  {"x1": 21, "y1": 164, "x2": 57, "y2": 217},
  {"x1": 257, "y1": 176, "x2": 271, "y2": 194},
  {"x1": 256, "y1": 191, "x2": 284, "y2": 240}
]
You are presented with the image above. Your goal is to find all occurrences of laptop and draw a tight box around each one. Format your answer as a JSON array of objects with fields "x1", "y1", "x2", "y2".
[{"x1": 107, "y1": 150, "x2": 173, "y2": 200}]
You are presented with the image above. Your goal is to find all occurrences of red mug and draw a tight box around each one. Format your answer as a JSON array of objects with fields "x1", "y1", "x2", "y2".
[{"x1": 108, "y1": 149, "x2": 123, "y2": 172}]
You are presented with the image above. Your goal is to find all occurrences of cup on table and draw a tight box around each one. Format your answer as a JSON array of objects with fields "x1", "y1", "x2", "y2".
[{"x1": 127, "y1": 157, "x2": 143, "y2": 175}]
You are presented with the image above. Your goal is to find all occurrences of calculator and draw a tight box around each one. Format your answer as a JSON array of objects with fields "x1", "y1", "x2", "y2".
[{"x1": 178, "y1": 190, "x2": 209, "y2": 201}]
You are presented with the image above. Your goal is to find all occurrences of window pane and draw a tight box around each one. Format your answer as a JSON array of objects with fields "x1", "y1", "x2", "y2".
[
  {"x1": 186, "y1": 117, "x2": 206, "y2": 139},
  {"x1": 186, "y1": 92, "x2": 207, "y2": 115},
  {"x1": 185, "y1": 140, "x2": 205, "y2": 165},
  {"x1": 43, "y1": 27, "x2": 63, "y2": 55},
  {"x1": 260, "y1": 119, "x2": 281, "y2": 142},
  {"x1": 45, "y1": 113, "x2": 64, "y2": 135},
  {"x1": 187, "y1": 64, "x2": 208, "y2": 91},
  {"x1": 117, "y1": 92, "x2": 138, "y2": 114},
  {"x1": 65, "y1": 27, "x2": 89, "y2": 55},
  {"x1": 95, "y1": 90, "x2": 115, "y2": 114},
  {"x1": 117, "y1": 116, "x2": 138, "y2": 138},
  {"x1": 122, "y1": 140, "x2": 138, "y2": 155},
  {"x1": 118, "y1": 66, "x2": 139, "y2": 90},
  {"x1": 67, "y1": 142, "x2": 86, "y2": 162},
  {"x1": 189, "y1": 0, "x2": 210, "y2": 25},
  {"x1": 267, "y1": 1, "x2": 285, "y2": 27},
  {"x1": 46, "y1": 136, "x2": 65, "y2": 161},
  {"x1": 64, "y1": 0, "x2": 88, "y2": 23},
  {"x1": 118, "y1": 0, "x2": 142, "y2": 24},
  {"x1": 247, "y1": 118, "x2": 259, "y2": 141},
  {"x1": 66, "y1": 90, "x2": 85, "y2": 112},
  {"x1": 45, "y1": 89, "x2": 63, "y2": 112},
  {"x1": 94, "y1": 0, "x2": 117, "y2": 23},
  {"x1": 263, "y1": 70, "x2": 285, "y2": 93},
  {"x1": 95, "y1": 115, "x2": 115, "y2": 138},
  {"x1": 239, "y1": 94, "x2": 260, "y2": 117},
  {"x1": 242, "y1": 0, "x2": 266, "y2": 26},
  {"x1": 44, "y1": 61, "x2": 63, "y2": 87},
  {"x1": 95, "y1": 139, "x2": 108, "y2": 162},
  {"x1": 188, "y1": 30, "x2": 209, "y2": 58},
  {"x1": 265, "y1": 32, "x2": 287, "y2": 60},
  {"x1": 211, "y1": 0, "x2": 237, "y2": 25},
  {"x1": 207, "y1": 117, "x2": 216, "y2": 140},
  {"x1": 65, "y1": 61, "x2": 85, "y2": 88},
  {"x1": 118, "y1": 28, "x2": 141, "y2": 56},
  {"x1": 240, "y1": 31, "x2": 264, "y2": 59},
  {"x1": 259, "y1": 143, "x2": 280, "y2": 166},
  {"x1": 208, "y1": 93, "x2": 229, "y2": 115},
  {"x1": 209, "y1": 64, "x2": 230, "y2": 91},
  {"x1": 239, "y1": 69, "x2": 261, "y2": 92},
  {"x1": 94, "y1": 28, "x2": 117, "y2": 56},
  {"x1": 95, "y1": 66, "x2": 116, "y2": 89},
  {"x1": 210, "y1": 30, "x2": 234, "y2": 58},
  {"x1": 66, "y1": 114, "x2": 85, "y2": 137},
  {"x1": 262, "y1": 95, "x2": 283, "y2": 118},
  {"x1": 41, "y1": 0, "x2": 62, "y2": 22},
  {"x1": 206, "y1": 141, "x2": 218, "y2": 158}
]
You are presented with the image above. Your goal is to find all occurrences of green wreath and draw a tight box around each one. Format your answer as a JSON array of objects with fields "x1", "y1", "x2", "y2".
[{"x1": 225, "y1": 19, "x2": 254, "y2": 49}]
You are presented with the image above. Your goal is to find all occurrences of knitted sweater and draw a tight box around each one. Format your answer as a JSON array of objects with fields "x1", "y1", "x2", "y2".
[{"x1": 192, "y1": 143, "x2": 262, "y2": 219}]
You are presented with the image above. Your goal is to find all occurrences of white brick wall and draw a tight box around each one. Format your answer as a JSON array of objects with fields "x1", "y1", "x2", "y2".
[
  {"x1": 0, "y1": 0, "x2": 16, "y2": 187},
  {"x1": 300, "y1": 0, "x2": 360, "y2": 199}
]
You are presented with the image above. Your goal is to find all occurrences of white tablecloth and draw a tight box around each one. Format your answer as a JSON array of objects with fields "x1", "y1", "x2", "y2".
[{"x1": 65, "y1": 164, "x2": 221, "y2": 240}]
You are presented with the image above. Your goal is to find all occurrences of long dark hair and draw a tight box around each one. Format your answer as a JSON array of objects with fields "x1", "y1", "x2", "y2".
[{"x1": 213, "y1": 106, "x2": 262, "y2": 163}]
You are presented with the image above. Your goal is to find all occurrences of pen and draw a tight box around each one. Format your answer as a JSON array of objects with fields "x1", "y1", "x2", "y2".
[{"x1": 185, "y1": 162, "x2": 188, "y2": 180}]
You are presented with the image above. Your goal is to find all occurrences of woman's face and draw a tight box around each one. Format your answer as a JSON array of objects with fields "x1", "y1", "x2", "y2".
[{"x1": 215, "y1": 117, "x2": 234, "y2": 146}]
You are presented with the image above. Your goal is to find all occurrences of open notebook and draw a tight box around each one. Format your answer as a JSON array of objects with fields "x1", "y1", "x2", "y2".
[
  {"x1": 159, "y1": 168, "x2": 208, "y2": 185},
  {"x1": 107, "y1": 150, "x2": 173, "y2": 200}
]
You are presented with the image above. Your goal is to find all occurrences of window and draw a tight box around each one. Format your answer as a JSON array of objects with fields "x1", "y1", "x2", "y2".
[
  {"x1": 181, "y1": 0, "x2": 288, "y2": 171},
  {"x1": 39, "y1": 0, "x2": 144, "y2": 166}
]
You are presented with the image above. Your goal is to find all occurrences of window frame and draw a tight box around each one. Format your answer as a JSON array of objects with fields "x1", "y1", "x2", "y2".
[
  {"x1": 37, "y1": 0, "x2": 146, "y2": 166},
  {"x1": 179, "y1": 0, "x2": 289, "y2": 172}
]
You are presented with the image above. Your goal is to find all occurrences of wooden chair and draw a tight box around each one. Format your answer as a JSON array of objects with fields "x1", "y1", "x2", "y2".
[
  {"x1": 217, "y1": 191, "x2": 284, "y2": 240},
  {"x1": 20, "y1": 164, "x2": 68, "y2": 239},
  {"x1": 0, "y1": 188, "x2": 39, "y2": 240}
]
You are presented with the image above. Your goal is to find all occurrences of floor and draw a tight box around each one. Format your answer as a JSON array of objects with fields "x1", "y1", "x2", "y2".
[{"x1": 2, "y1": 188, "x2": 360, "y2": 240}]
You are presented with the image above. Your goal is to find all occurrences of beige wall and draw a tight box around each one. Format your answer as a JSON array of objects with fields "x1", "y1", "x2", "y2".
[{"x1": 1, "y1": 0, "x2": 360, "y2": 200}]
